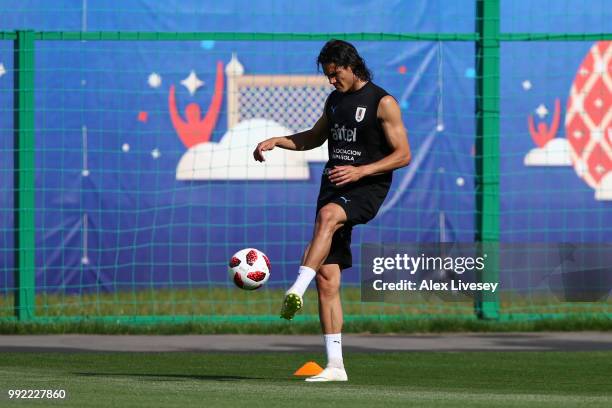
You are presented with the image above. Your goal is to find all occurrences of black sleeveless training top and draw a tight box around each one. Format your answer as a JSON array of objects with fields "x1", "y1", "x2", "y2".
[{"x1": 322, "y1": 81, "x2": 393, "y2": 187}]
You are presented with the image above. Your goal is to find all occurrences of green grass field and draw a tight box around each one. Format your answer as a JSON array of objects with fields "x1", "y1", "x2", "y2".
[{"x1": 1, "y1": 351, "x2": 610, "y2": 407}]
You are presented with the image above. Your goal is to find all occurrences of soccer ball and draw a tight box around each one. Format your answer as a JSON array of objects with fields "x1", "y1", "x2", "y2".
[{"x1": 228, "y1": 248, "x2": 271, "y2": 290}]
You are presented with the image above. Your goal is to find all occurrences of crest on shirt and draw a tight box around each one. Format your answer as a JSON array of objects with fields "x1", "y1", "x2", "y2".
[{"x1": 355, "y1": 106, "x2": 367, "y2": 123}]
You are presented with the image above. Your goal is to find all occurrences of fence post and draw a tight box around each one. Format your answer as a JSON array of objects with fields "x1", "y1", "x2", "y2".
[
  {"x1": 475, "y1": 1, "x2": 500, "y2": 319},
  {"x1": 14, "y1": 30, "x2": 36, "y2": 321}
]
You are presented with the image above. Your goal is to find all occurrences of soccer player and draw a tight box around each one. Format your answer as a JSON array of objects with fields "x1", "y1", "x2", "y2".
[{"x1": 253, "y1": 39, "x2": 411, "y2": 382}]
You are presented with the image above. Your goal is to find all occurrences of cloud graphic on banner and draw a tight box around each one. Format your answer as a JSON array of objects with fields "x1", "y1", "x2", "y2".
[
  {"x1": 523, "y1": 138, "x2": 572, "y2": 166},
  {"x1": 176, "y1": 118, "x2": 327, "y2": 180}
]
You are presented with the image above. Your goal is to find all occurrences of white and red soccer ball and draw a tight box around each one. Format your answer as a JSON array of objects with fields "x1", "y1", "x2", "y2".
[{"x1": 228, "y1": 248, "x2": 271, "y2": 290}]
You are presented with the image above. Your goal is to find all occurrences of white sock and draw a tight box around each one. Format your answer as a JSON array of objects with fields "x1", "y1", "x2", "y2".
[
  {"x1": 286, "y1": 266, "x2": 316, "y2": 297},
  {"x1": 324, "y1": 333, "x2": 344, "y2": 369}
]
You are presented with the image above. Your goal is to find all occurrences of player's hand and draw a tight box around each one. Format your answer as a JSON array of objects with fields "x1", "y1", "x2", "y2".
[
  {"x1": 253, "y1": 138, "x2": 277, "y2": 162},
  {"x1": 328, "y1": 165, "x2": 364, "y2": 186}
]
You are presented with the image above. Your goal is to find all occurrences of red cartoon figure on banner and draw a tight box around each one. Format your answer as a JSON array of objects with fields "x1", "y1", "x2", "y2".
[
  {"x1": 528, "y1": 98, "x2": 561, "y2": 148},
  {"x1": 169, "y1": 61, "x2": 224, "y2": 148}
]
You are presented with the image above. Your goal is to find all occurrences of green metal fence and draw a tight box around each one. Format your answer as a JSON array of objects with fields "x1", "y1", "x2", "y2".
[{"x1": 3, "y1": 0, "x2": 611, "y2": 325}]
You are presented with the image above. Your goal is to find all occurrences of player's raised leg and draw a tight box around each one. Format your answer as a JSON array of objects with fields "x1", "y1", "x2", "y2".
[
  {"x1": 278, "y1": 244, "x2": 311, "y2": 320},
  {"x1": 303, "y1": 203, "x2": 347, "y2": 272},
  {"x1": 305, "y1": 263, "x2": 348, "y2": 382},
  {"x1": 281, "y1": 203, "x2": 347, "y2": 320}
]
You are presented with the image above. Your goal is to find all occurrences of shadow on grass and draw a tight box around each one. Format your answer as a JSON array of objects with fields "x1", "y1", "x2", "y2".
[{"x1": 75, "y1": 372, "x2": 264, "y2": 381}]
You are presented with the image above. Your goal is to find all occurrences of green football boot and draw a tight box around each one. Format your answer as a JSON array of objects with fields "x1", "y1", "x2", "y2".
[{"x1": 280, "y1": 292, "x2": 303, "y2": 320}]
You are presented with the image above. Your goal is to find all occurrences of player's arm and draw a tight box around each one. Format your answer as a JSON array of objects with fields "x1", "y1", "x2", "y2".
[
  {"x1": 328, "y1": 96, "x2": 411, "y2": 186},
  {"x1": 253, "y1": 114, "x2": 328, "y2": 162},
  {"x1": 363, "y1": 96, "x2": 411, "y2": 175}
]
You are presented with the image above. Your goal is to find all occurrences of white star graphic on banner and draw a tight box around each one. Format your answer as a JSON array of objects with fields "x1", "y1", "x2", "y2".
[
  {"x1": 148, "y1": 72, "x2": 162, "y2": 88},
  {"x1": 522, "y1": 80, "x2": 532, "y2": 90},
  {"x1": 0, "y1": 63, "x2": 5, "y2": 78},
  {"x1": 181, "y1": 70, "x2": 204, "y2": 96},
  {"x1": 535, "y1": 104, "x2": 548, "y2": 118}
]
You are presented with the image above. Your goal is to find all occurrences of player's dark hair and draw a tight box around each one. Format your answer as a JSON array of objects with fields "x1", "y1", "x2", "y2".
[{"x1": 317, "y1": 39, "x2": 372, "y2": 82}]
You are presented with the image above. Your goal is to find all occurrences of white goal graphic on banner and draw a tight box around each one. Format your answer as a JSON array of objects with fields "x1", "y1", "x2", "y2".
[
  {"x1": 176, "y1": 54, "x2": 331, "y2": 180},
  {"x1": 226, "y1": 53, "x2": 332, "y2": 132}
]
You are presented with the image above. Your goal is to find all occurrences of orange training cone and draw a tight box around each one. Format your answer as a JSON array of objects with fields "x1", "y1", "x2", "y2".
[{"x1": 293, "y1": 361, "x2": 324, "y2": 376}]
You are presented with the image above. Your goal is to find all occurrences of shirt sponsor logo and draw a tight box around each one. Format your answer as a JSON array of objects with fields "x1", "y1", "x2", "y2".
[
  {"x1": 331, "y1": 123, "x2": 357, "y2": 142},
  {"x1": 331, "y1": 147, "x2": 362, "y2": 162}
]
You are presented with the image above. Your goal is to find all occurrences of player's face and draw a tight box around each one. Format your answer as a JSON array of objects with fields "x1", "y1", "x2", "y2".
[{"x1": 323, "y1": 63, "x2": 356, "y2": 93}]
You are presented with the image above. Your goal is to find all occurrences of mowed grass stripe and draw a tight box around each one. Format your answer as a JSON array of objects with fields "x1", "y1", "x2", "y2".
[
  {"x1": 2, "y1": 372, "x2": 609, "y2": 408},
  {"x1": 0, "y1": 352, "x2": 610, "y2": 408}
]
